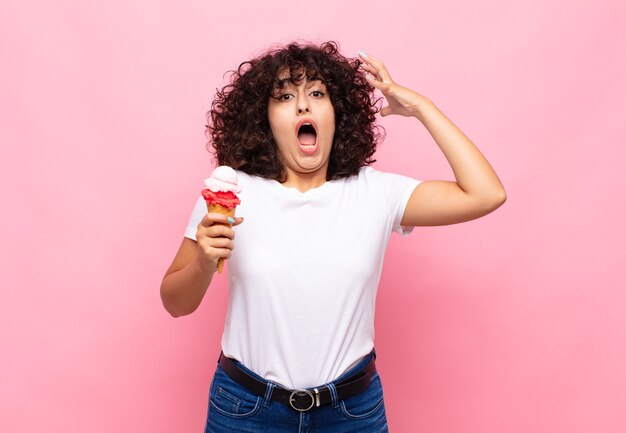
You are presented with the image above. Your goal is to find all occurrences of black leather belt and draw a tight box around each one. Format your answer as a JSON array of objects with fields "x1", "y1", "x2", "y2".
[{"x1": 218, "y1": 350, "x2": 377, "y2": 412}]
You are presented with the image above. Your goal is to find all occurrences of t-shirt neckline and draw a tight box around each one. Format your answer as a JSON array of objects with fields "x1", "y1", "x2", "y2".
[{"x1": 266, "y1": 177, "x2": 338, "y2": 196}]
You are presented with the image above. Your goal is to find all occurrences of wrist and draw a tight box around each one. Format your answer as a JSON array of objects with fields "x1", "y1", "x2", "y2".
[
  {"x1": 194, "y1": 253, "x2": 217, "y2": 276},
  {"x1": 411, "y1": 97, "x2": 436, "y2": 121}
]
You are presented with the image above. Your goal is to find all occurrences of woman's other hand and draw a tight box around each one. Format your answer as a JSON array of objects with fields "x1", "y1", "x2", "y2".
[{"x1": 358, "y1": 51, "x2": 431, "y2": 118}]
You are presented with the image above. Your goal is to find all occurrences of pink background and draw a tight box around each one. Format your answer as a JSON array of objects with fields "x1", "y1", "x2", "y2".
[{"x1": 2, "y1": 0, "x2": 625, "y2": 432}]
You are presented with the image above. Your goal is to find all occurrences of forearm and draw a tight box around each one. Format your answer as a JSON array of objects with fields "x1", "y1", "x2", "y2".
[
  {"x1": 160, "y1": 257, "x2": 215, "y2": 317},
  {"x1": 413, "y1": 99, "x2": 506, "y2": 201}
]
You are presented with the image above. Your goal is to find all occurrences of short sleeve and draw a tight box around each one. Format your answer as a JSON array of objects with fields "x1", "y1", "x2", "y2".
[
  {"x1": 184, "y1": 196, "x2": 207, "y2": 241},
  {"x1": 364, "y1": 166, "x2": 423, "y2": 237}
]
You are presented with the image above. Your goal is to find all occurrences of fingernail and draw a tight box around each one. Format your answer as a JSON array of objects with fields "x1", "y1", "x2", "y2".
[
  {"x1": 358, "y1": 51, "x2": 367, "y2": 58},
  {"x1": 227, "y1": 217, "x2": 235, "y2": 224}
]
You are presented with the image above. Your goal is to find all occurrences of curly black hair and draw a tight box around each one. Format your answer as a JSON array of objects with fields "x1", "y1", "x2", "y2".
[{"x1": 206, "y1": 41, "x2": 384, "y2": 182}]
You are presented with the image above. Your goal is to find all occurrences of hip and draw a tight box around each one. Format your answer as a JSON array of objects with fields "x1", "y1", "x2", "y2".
[{"x1": 204, "y1": 349, "x2": 389, "y2": 432}]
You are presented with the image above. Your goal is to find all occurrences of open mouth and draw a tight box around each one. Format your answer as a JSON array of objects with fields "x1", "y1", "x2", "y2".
[{"x1": 296, "y1": 121, "x2": 318, "y2": 154}]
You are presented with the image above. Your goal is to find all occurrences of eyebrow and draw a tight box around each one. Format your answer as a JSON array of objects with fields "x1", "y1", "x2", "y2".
[{"x1": 275, "y1": 77, "x2": 324, "y2": 88}]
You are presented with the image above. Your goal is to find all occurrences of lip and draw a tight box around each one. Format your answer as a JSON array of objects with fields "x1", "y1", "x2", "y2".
[
  {"x1": 295, "y1": 118, "x2": 318, "y2": 136},
  {"x1": 295, "y1": 118, "x2": 318, "y2": 154}
]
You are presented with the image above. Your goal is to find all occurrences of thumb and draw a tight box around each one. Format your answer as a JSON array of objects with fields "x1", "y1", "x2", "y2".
[
  {"x1": 233, "y1": 216, "x2": 245, "y2": 226},
  {"x1": 380, "y1": 105, "x2": 392, "y2": 117}
]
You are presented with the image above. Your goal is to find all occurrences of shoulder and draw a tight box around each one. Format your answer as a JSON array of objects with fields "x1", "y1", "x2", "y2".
[
  {"x1": 345, "y1": 166, "x2": 400, "y2": 201},
  {"x1": 355, "y1": 166, "x2": 423, "y2": 211},
  {"x1": 356, "y1": 164, "x2": 400, "y2": 179},
  {"x1": 353, "y1": 165, "x2": 381, "y2": 183},
  {"x1": 355, "y1": 165, "x2": 419, "y2": 187},
  {"x1": 234, "y1": 170, "x2": 263, "y2": 189},
  {"x1": 344, "y1": 166, "x2": 392, "y2": 191},
  {"x1": 235, "y1": 170, "x2": 268, "y2": 184},
  {"x1": 234, "y1": 169, "x2": 251, "y2": 181}
]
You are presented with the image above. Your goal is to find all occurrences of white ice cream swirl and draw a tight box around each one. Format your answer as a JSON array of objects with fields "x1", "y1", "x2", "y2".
[{"x1": 203, "y1": 165, "x2": 242, "y2": 194}]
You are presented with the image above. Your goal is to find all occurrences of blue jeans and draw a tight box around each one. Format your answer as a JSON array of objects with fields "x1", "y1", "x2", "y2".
[{"x1": 204, "y1": 349, "x2": 389, "y2": 432}]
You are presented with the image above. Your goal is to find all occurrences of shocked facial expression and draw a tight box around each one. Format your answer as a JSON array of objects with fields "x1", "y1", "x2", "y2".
[{"x1": 267, "y1": 70, "x2": 335, "y2": 184}]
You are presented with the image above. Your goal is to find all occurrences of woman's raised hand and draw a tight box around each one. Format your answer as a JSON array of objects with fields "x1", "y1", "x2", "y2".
[
  {"x1": 195, "y1": 213, "x2": 244, "y2": 273},
  {"x1": 358, "y1": 52, "x2": 431, "y2": 118}
]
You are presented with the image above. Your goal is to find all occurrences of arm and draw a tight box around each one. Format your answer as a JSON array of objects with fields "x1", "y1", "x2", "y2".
[
  {"x1": 359, "y1": 52, "x2": 507, "y2": 226},
  {"x1": 160, "y1": 214, "x2": 243, "y2": 317},
  {"x1": 160, "y1": 238, "x2": 216, "y2": 317}
]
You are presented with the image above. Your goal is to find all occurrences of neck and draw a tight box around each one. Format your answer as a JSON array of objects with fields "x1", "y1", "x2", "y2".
[{"x1": 281, "y1": 170, "x2": 328, "y2": 193}]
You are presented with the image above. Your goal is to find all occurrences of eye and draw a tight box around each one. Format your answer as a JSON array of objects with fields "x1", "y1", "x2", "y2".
[
  {"x1": 311, "y1": 90, "x2": 325, "y2": 98},
  {"x1": 278, "y1": 94, "x2": 293, "y2": 101}
]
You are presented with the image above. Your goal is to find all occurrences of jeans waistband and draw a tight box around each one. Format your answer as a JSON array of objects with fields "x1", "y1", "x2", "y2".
[{"x1": 217, "y1": 347, "x2": 378, "y2": 411}]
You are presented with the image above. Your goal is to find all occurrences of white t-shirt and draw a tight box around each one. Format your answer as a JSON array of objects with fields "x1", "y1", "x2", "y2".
[{"x1": 185, "y1": 165, "x2": 422, "y2": 389}]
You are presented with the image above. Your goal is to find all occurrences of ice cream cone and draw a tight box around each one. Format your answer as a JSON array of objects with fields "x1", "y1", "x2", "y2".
[
  {"x1": 207, "y1": 203, "x2": 236, "y2": 273},
  {"x1": 202, "y1": 165, "x2": 242, "y2": 274}
]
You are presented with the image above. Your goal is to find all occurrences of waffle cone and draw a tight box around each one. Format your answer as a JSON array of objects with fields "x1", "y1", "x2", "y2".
[{"x1": 207, "y1": 203, "x2": 236, "y2": 273}]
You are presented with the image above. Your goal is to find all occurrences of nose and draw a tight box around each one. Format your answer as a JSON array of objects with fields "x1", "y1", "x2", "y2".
[{"x1": 296, "y1": 94, "x2": 310, "y2": 114}]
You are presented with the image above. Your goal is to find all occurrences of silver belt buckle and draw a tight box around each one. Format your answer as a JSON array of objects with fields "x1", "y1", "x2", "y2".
[{"x1": 289, "y1": 389, "x2": 315, "y2": 412}]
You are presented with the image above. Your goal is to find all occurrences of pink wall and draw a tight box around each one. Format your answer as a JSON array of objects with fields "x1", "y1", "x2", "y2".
[{"x1": 2, "y1": 1, "x2": 625, "y2": 432}]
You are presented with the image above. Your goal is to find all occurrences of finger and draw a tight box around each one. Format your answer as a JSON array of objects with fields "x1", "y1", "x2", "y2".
[
  {"x1": 364, "y1": 72, "x2": 389, "y2": 91},
  {"x1": 208, "y1": 247, "x2": 232, "y2": 260},
  {"x1": 364, "y1": 72, "x2": 379, "y2": 85},
  {"x1": 208, "y1": 237, "x2": 234, "y2": 249},
  {"x1": 200, "y1": 212, "x2": 236, "y2": 227},
  {"x1": 380, "y1": 105, "x2": 392, "y2": 117},
  {"x1": 232, "y1": 216, "x2": 245, "y2": 226},
  {"x1": 359, "y1": 52, "x2": 392, "y2": 83},
  {"x1": 359, "y1": 63, "x2": 381, "y2": 80},
  {"x1": 358, "y1": 61, "x2": 375, "y2": 72},
  {"x1": 203, "y1": 224, "x2": 235, "y2": 240},
  {"x1": 359, "y1": 51, "x2": 385, "y2": 66}
]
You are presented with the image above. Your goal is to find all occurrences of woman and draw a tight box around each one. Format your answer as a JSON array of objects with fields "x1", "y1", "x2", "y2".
[{"x1": 160, "y1": 41, "x2": 506, "y2": 432}]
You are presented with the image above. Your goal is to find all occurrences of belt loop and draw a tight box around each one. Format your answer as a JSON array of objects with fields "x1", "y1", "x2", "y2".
[
  {"x1": 262, "y1": 381, "x2": 275, "y2": 408},
  {"x1": 326, "y1": 382, "x2": 339, "y2": 408}
]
